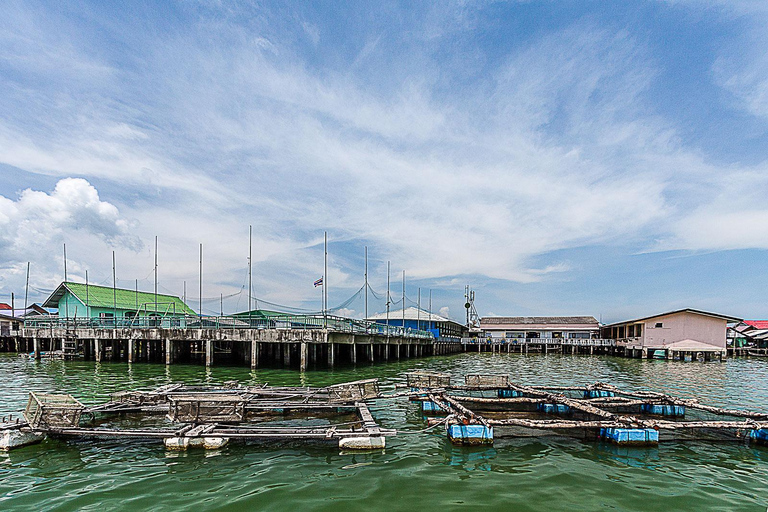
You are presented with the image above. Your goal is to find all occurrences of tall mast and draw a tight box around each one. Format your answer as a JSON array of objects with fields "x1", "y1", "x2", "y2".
[
  {"x1": 199, "y1": 243, "x2": 203, "y2": 320},
  {"x1": 417, "y1": 287, "x2": 421, "y2": 331},
  {"x1": 364, "y1": 246, "x2": 368, "y2": 320},
  {"x1": 323, "y1": 231, "x2": 328, "y2": 328},
  {"x1": 248, "y1": 225, "x2": 252, "y2": 320},
  {"x1": 386, "y1": 261, "x2": 390, "y2": 338},
  {"x1": 85, "y1": 270, "x2": 89, "y2": 317},
  {"x1": 63, "y1": 243, "x2": 69, "y2": 321},
  {"x1": 154, "y1": 235, "x2": 158, "y2": 315},
  {"x1": 402, "y1": 270, "x2": 405, "y2": 330},
  {"x1": 112, "y1": 251, "x2": 117, "y2": 327},
  {"x1": 24, "y1": 262, "x2": 29, "y2": 312}
]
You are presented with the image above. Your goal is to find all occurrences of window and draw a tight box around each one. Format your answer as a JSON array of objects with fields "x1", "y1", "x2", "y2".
[
  {"x1": 635, "y1": 324, "x2": 642, "y2": 337},
  {"x1": 655, "y1": 322, "x2": 663, "y2": 328}
]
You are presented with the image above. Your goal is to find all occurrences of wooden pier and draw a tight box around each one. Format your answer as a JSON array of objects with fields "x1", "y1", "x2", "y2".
[
  {"x1": 463, "y1": 339, "x2": 728, "y2": 361},
  {"x1": 0, "y1": 322, "x2": 462, "y2": 370}
]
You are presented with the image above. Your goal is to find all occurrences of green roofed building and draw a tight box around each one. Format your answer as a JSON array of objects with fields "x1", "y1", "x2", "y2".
[{"x1": 43, "y1": 282, "x2": 195, "y2": 326}]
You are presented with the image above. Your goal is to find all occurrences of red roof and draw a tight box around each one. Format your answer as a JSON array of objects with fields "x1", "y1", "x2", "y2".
[
  {"x1": 745, "y1": 320, "x2": 768, "y2": 329},
  {"x1": 0, "y1": 303, "x2": 10, "y2": 310}
]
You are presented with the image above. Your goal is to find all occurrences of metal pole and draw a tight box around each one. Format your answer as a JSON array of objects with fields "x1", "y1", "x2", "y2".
[
  {"x1": 417, "y1": 287, "x2": 420, "y2": 331},
  {"x1": 220, "y1": 293, "x2": 223, "y2": 317},
  {"x1": 63, "y1": 243, "x2": 69, "y2": 322},
  {"x1": 24, "y1": 262, "x2": 29, "y2": 312},
  {"x1": 323, "y1": 231, "x2": 327, "y2": 329},
  {"x1": 11, "y1": 292, "x2": 14, "y2": 322},
  {"x1": 199, "y1": 243, "x2": 203, "y2": 321},
  {"x1": 112, "y1": 251, "x2": 117, "y2": 328},
  {"x1": 364, "y1": 246, "x2": 368, "y2": 319},
  {"x1": 402, "y1": 270, "x2": 405, "y2": 331},
  {"x1": 386, "y1": 261, "x2": 390, "y2": 339},
  {"x1": 135, "y1": 279, "x2": 138, "y2": 311},
  {"x1": 154, "y1": 235, "x2": 158, "y2": 315},
  {"x1": 248, "y1": 225, "x2": 252, "y2": 320},
  {"x1": 86, "y1": 270, "x2": 89, "y2": 318}
]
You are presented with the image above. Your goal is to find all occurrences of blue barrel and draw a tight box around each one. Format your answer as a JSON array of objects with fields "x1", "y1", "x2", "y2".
[
  {"x1": 497, "y1": 389, "x2": 523, "y2": 398},
  {"x1": 537, "y1": 403, "x2": 572, "y2": 415},
  {"x1": 600, "y1": 428, "x2": 659, "y2": 445},
  {"x1": 421, "y1": 401, "x2": 444, "y2": 413},
  {"x1": 640, "y1": 404, "x2": 685, "y2": 417},
  {"x1": 584, "y1": 390, "x2": 615, "y2": 399},
  {"x1": 750, "y1": 429, "x2": 768, "y2": 445},
  {"x1": 446, "y1": 423, "x2": 494, "y2": 445}
]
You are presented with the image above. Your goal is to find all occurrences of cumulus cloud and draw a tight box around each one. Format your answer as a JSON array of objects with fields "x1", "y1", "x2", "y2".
[{"x1": 0, "y1": 178, "x2": 139, "y2": 291}]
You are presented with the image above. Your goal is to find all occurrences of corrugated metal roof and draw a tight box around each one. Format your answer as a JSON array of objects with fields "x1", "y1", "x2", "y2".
[
  {"x1": 366, "y1": 307, "x2": 455, "y2": 324},
  {"x1": 43, "y1": 282, "x2": 195, "y2": 315},
  {"x1": 481, "y1": 316, "x2": 599, "y2": 326},
  {"x1": 603, "y1": 308, "x2": 741, "y2": 328},
  {"x1": 744, "y1": 320, "x2": 768, "y2": 329}
]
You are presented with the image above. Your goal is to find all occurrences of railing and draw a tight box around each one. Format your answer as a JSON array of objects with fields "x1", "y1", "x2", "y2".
[
  {"x1": 21, "y1": 314, "x2": 436, "y2": 339},
  {"x1": 461, "y1": 338, "x2": 616, "y2": 347}
]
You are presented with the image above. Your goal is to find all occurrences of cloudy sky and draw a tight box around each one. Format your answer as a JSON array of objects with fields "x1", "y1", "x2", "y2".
[{"x1": 1, "y1": 0, "x2": 768, "y2": 323}]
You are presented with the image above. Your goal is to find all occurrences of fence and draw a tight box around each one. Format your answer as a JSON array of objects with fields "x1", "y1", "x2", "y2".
[
  {"x1": 461, "y1": 337, "x2": 616, "y2": 347},
  {"x1": 22, "y1": 314, "x2": 436, "y2": 339}
]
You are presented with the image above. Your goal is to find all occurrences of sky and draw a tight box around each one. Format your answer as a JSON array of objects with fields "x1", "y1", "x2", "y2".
[{"x1": 1, "y1": 0, "x2": 768, "y2": 323}]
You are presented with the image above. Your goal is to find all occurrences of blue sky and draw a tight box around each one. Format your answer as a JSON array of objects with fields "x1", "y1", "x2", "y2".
[{"x1": 1, "y1": 0, "x2": 768, "y2": 323}]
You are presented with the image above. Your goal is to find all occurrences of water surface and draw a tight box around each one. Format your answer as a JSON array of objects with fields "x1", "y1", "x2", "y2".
[{"x1": 1, "y1": 353, "x2": 767, "y2": 511}]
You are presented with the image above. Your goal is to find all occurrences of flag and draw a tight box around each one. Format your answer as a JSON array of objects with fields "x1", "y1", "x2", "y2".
[{"x1": 314, "y1": 277, "x2": 323, "y2": 287}]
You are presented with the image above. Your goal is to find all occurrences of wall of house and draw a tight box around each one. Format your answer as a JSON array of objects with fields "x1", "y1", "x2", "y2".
[
  {"x1": 642, "y1": 312, "x2": 727, "y2": 348},
  {"x1": 57, "y1": 294, "x2": 89, "y2": 318}
]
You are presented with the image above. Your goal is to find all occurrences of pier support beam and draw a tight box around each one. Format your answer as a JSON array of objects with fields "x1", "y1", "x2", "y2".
[
  {"x1": 165, "y1": 338, "x2": 172, "y2": 365},
  {"x1": 250, "y1": 341, "x2": 259, "y2": 369},
  {"x1": 384, "y1": 344, "x2": 389, "y2": 361},
  {"x1": 205, "y1": 339, "x2": 213, "y2": 367},
  {"x1": 328, "y1": 343, "x2": 335, "y2": 367},
  {"x1": 128, "y1": 339, "x2": 134, "y2": 363},
  {"x1": 283, "y1": 344, "x2": 291, "y2": 366},
  {"x1": 33, "y1": 337, "x2": 40, "y2": 360},
  {"x1": 95, "y1": 339, "x2": 103, "y2": 362},
  {"x1": 300, "y1": 342, "x2": 308, "y2": 371},
  {"x1": 351, "y1": 343, "x2": 357, "y2": 364},
  {"x1": 367, "y1": 344, "x2": 374, "y2": 363}
]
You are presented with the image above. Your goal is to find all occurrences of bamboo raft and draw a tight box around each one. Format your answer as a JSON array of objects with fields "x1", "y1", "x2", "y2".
[
  {"x1": 406, "y1": 372, "x2": 768, "y2": 447},
  {"x1": 0, "y1": 379, "x2": 394, "y2": 451}
]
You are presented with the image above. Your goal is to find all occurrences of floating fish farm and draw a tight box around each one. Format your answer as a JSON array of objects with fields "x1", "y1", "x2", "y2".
[{"x1": 2, "y1": 373, "x2": 767, "y2": 452}]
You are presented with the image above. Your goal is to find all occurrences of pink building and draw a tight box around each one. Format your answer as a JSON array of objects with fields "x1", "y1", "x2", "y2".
[{"x1": 601, "y1": 309, "x2": 740, "y2": 360}]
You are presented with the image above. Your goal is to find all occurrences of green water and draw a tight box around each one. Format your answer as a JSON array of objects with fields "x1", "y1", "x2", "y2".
[{"x1": 1, "y1": 353, "x2": 767, "y2": 511}]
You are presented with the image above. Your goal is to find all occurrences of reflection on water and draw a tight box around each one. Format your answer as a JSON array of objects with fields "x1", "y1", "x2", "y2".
[{"x1": 0, "y1": 353, "x2": 767, "y2": 511}]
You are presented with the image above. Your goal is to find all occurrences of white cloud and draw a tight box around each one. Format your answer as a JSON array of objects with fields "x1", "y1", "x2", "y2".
[{"x1": 2, "y1": 2, "x2": 768, "y2": 315}]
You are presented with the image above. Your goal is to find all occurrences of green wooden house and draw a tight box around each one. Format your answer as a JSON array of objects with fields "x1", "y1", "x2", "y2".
[{"x1": 43, "y1": 282, "x2": 195, "y2": 327}]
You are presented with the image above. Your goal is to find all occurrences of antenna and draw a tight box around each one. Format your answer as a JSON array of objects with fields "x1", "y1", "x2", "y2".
[
  {"x1": 86, "y1": 270, "x2": 89, "y2": 316},
  {"x1": 464, "y1": 285, "x2": 479, "y2": 328}
]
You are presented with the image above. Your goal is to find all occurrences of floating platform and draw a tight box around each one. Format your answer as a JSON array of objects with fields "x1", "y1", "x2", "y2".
[
  {"x1": 0, "y1": 380, "x2": 395, "y2": 452},
  {"x1": 415, "y1": 375, "x2": 768, "y2": 447}
]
